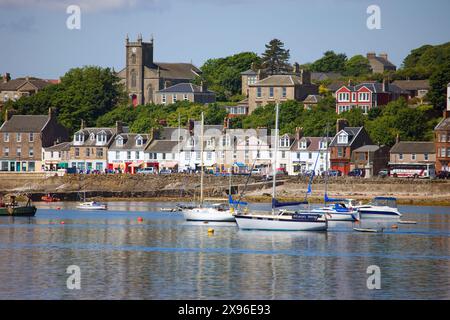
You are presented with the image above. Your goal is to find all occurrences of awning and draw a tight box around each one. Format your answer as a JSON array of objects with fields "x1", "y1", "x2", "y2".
[
  {"x1": 130, "y1": 162, "x2": 144, "y2": 168},
  {"x1": 160, "y1": 161, "x2": 178, "y2": 168},
  {"x1": 58, "y1": 162, "x2": 69, "y2": 168},
  {"x1": 233, "y1": 162, "x2": 246, "y2": 168}
]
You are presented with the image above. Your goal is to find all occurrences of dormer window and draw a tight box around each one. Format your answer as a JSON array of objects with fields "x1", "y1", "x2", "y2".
[
  {"x1": 187, "y1": 137, "x2": 195, "y2": 148},
  {"x1": 320, "y1": 141, "x2": 328, "y2": 149},
  {"x1": 89, "y1": 133, "x2": 95, "y2": 141},
  {"x1": 222, "y1": 135, "x2": 231, "y2": 147},
  {"x1": 116, "y1": 136, "x2": 124, "y2": 147},
  {"x1": 299, "y1": 140, "x2": 307, "y2": 149},
  {"x1": 136, "y1": 137, "x2": 143, "y2": 146},
  {"x1": 279, "y1": 136, "x2": 290, "y2": 147},
  {"x1": 206, "y1": 138, "x2": 215, "y2": 147},
  {"x1": 74, "y1": 132, "x2": 84, "y2": 144},
  {"x1": 337, "y1": 133, "x2": 348, "y2": 144},
  {"x1": 96, "y1": 132, "x2": 107, "y2": 144}
]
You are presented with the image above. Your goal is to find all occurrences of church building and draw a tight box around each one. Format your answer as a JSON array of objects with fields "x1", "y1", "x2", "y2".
[{"x1": 117, "y1": 34, "x2": 201, "y2": 106}]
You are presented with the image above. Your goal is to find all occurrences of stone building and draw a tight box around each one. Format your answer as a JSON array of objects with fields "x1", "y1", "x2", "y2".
[
  {"x1": 0, "y1": 108, "x2": 69, "y2": 172},
  {"x1": 154, "y1": 82, "x2": 215, "y2": 105},
  {"x1": 117, "y1": 35, "x2": 201, "y2": 106},
  {"x1": 434, "y1": 83, "x2": 450, "y2": 172},
  {"x1": 366, "y1": 52, "x2": 397, "y2": 74}
]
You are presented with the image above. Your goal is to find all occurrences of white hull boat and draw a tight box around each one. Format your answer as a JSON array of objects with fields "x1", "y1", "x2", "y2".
[
  {"x1": 235, "y1": 213, "x2": 327, "y2": 231},
  {"x1": 311, "y1": 205, "x2": 359, "y2": 221},
  {"x1": 357, "y1": 206, "x2": 402, "y2": 219},
  {"x1": 182, "y1": 206, "x2": 236, "y2": 222},
  {"x1": 77, "y1": 201, "x2": 107, "y2": 210}
]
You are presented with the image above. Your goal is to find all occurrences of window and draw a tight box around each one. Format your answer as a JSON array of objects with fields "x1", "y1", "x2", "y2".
[
  {"x1": 183, "y1": 94, "x2": 189, "y2": 101},
  {"x1": 136, "y1": 151, "x2": 140, "y2": 160},
  {"x1": 96, "y1": 148, "x2": 103, "y2": 157},
  {"x1": 358, "y1": 92, "x2": 370, "y2": 102},
  {"x1": 320, "y1": 152, "x2": 324, "y2": 160},
  {"x1": 280, "y1": 136, "x2": 290, "y2": 147},
  {"x1": 74, "y1": 133, "x2": 84, "y2": 143},
  {"x1": 269, "y1": 87, "x2": 274, "y2": 98},
  {"x1": 411, "y1": 153, "x2": 416, "y2": 161},
  {"x1": 300, "y1": 141, "x2": 307, "y2": 149},
  {"x1": 127, "y1": 151, "x2": 131, "y2": 160},
  {"x1": 136, "y1": 137, "x2": 143, "y2": 146},
  {"x1": 320, "y1": 141, "x2": 327, "y2": 149},
  {"x1": 281, "y1": 151, "x2": 286, "y2": 159},
  {"x1": 117, "y1": 137, "x2": 123, "y2": 146},
  {"x1": 3, "y1": 133, "x2": 9, "y2": 142},
  {"x1": 399, "y1": 153, "x2": 403, "y2": 160},
  {"x1": 85, "y1": 148, "x2": 90, "y2": 157},
  {"x1": 96, "y1": 133, "x2": 107, "y2": 144},
  {"x1": 196, "y1": 151, "x2": 201, "y2": 160},
  {"x1": 75, "y1": 148, "x2": 80, "y2": 157},
  {"x1": 115, "y1": 151, "x2": 120, "y2": 159},
  {"x1": 282, "y1": 87, "x2": 287, "y2": 98},
  {"x1": 172, "y1": 94, "x2": 177, "y2": 103},
  {"x1": 257, "y1": 87, "x2": 262, "y2": 98},
  {"x1": 131, "y1": 54, "x2": 136, "y2": 64},
  {"x1": 248, "y1": 76, "x2": 257, "y2": 85},
  {"x1": 222, "y1": 135, "x2": 231, "y2": 147},
  {"x1": 207, "y1": 151, "x2": 212, "y2": 161},
  {"x1": 361, "y1": 105, "x2": 369, "y2": 114},
  {"x1": 16, "y1": 133, "x2": 21, "y2": 142},
  {"x1": 337, "y1": 134, "x2": 348, "y2": 144},
  {"x1": 447, "y1": 148, "x2": 450, "y2": 157},
  {"x1": 352, "y1": 93, "x2": 356, "y2": 101},
  {"x1": 308, "y1": 152, "x2": 312, "y2": 159},
  {"x1": 162, "y1": 94, "x2": 166, "y2": 104},
  {"x1": 3, "y1": 94, "x2": 8, "y2": 102},
  {"x1": 17, "y1": 147, "x2": 21, "y2": 157},
  {"x1": 131, "y1": 70, "x2": 137, "y2": 88},
  {"x1": 337, "y1": 147, "x2": 344, "y2": 158},
  {"x1": 424, "y1": 153, "x2": 429, "y2": 161},
  {"x1": 4, "y1": 147, "x2": 9, "y2": 157},
  {"x1": 29, "y1": 147, "x2": 34, "y2": 157},
  {"x1": 338, "y1": 92, "x2": 350, "y2": 102}
]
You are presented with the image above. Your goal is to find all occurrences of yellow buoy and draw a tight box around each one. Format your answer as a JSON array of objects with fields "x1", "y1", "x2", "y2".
[{"x1": 208, "y1": 228, "x2": 214, "y2": 235}]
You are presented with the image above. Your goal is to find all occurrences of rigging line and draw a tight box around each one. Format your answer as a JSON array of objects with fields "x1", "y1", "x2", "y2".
[{"x1": 236, "y1": 139, "x2": 263, "y2": 207}]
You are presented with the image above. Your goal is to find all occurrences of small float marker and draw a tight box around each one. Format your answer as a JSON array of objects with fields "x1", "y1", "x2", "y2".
[
  {"x1": 399, "y1": 220, "x2": 417, "y2": 225},
  {"x1": 137, "y1": 217, "x2": 143, "y2": 222},
  {"x1": 391, "y1": 224, "x2": 399, "y2": 229},
  {"x1": 60, "y1": 221, "x2": 65, "y2": 225},
  {"x1": 207, "y1": 228, "x2": 214, "y2": 235}
]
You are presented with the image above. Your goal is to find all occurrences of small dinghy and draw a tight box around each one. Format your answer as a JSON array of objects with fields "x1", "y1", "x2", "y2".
[
  {"x1": 398, "y1": 220, "x2": 417, "y2": 225},
  {"x1": 353, "y1": 227, "x2": 383, "y2": 233}
]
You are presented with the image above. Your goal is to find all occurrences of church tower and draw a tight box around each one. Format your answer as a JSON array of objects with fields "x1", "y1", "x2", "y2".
[{"x1": 125, "y1": 34, "x2": 154, "y2": 106}]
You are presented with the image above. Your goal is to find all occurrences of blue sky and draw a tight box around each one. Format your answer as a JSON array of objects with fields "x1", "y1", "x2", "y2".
[{"x1": 0, "y1": 0, "x2": 449, "y2": 79}]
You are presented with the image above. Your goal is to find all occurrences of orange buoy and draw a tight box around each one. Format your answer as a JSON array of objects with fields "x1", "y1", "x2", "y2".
[
  {"x1": 391, "y1": 224, "x2": 399, "y2": 229},
  {"x1": 137, "y1": 217, "x2": 143, "y2": 222},
  {"x1": 60, "y1": 221, "x2": 65, "y2": 225},
  {"x1": 56, "y1": 207, "x2": 61, "y2": 210}
]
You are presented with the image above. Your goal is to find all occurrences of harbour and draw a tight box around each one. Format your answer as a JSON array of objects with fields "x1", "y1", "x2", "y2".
[{"x1": 0, "y1": 201, "x2": 449, "y2": 300}]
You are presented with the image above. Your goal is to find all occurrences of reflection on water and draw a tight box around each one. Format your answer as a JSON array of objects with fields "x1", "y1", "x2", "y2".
[{"x1": 0, "y1": 202, "x2": 449, "y2": 299}]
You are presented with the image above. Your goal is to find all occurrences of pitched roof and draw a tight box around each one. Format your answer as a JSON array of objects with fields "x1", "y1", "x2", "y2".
[
  {"x1": 109, "y1": 133, "x2": 151, "y2": 151},
  {"x1": 291, "y1": 137, "x2": 331, "y2": 151},
  {"x1": 435, "y1": 117, "x2": 450, "y2": 131},
  {"x1": 392, "y1": 80, "x2": 430, "y2": 91},
  {"x1": 0, "y1": 115, "x2": 49, "y2": 132},
  {"x1": 368, "y1": 56, "x2": 396, "y2": 68},
  {"x1": 0, "y1": 78, "x2": 52, "y2": 91},
  {"x1": 241, "y1": 69, "x2": 257, "y2": 75},
  {"x1": 353, "y1": 145, "x2": 382, "y2": 153},
  {"x1": 250, "y1": 75, "x2": 307, "y2": 86},
  {"x1": 311, "y1": 72, "x2": 342, "y2": 82},
  {"x1": 145, "y1": 140, "x2": 179, "y2": 153},
  {"x1": 390, "y1": 141, "x2": 435, "y2": 154},
  {"x1": 157, "y1": 83, "x2": 214, "y2": 94},
  {"x1": 303, "y1": 94, "x2": 323, "y2": 104},
  {"x1": 44, "y1": 142, "x2": 71, "y2": 152},
  {"x1": 338, "y1": 82, "x2": 407, "y2": 94},
  {"x1": 73, "y1": 127, "x2": 128, "y2": 146},
  {"x1": 153, "y1": 63, "x2": 201, "y2": 79},
  {"x1": 330, "y1": 127, "x2": 364, "y2": 147}
]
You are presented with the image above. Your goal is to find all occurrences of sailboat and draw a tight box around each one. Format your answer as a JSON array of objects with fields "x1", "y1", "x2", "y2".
[
  {"x1": 310, "y1": 126, "x2": 359, "y2": 222},
  {"x1": 234, "y1": 103, "x2": 327, "y2": 231},
  {"x1": 76, "y1": 176, "x2": 107, "y2": 210},
  {"x1": 182, "y1": 112, "x2": 236, "y2": 222}
]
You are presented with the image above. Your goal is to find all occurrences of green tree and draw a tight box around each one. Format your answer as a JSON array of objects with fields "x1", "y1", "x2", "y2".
[
  {"x1": 260, "y1": 39, "x2": 291, "y2": 75},
  {"x1": 310, "y1": 51, "x2": 347, "y2": 73},
  {"x1": 344, "y1": 55, "x2": 371, "y2": 77},
  {"x1": 428, "y1": 62, "x2": 450, "y2": 111}
]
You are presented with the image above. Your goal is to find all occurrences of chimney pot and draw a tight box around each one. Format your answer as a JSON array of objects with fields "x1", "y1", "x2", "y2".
[
  {"x1": 367, "y1": 52, "x2": 376, "y2": 59},
  {"x1": 80, "y1": 119, "x2": 85, "y2": 130},
  {"x1": 116, "y1": 121, "x2": 123, "y2": 134},
  {"x1": 336, "y1": 119, "x2": 349, "y2": 134}
]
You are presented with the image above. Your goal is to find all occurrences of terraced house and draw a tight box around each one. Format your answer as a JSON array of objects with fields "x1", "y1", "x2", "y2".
[
  {"x1": 69, "y1": 121, "x2": 127, "y2": 172},
  {"x1": 434, "y1": 83, "x2": 450, "y2": 172},
  {"x1": 108, "y1": 132, "x2": 152, "y2": 173},
  {"x1": 0, "y1": 108, "x2": 69, "y2": 172}
]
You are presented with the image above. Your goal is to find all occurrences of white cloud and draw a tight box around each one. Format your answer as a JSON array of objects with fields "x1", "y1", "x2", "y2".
[{"x1": 0, "y1": 0, "x2": 163, "y2": 13}]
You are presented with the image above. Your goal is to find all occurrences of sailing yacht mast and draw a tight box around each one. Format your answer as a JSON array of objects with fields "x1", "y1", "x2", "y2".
[
  {"x1": 200, "y1": 112, "x2": 205, "y2": 207},
  {"x1": 272, "y1": 103, "x2": 280, "y2": 212}
]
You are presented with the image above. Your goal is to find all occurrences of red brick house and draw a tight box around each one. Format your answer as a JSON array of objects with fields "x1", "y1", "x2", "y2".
[
  {"x1": 335, "y1": 81, "x2": 408, "y2": 114},
  {"x1": 434, "y1": 83, "x2": 450, "y2": 172},
  {"x1": 329, "y1": 120, "x2": 373, "y2": 175}
]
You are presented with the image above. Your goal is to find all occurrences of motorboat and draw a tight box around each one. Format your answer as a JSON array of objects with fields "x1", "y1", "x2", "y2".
[
  {"x1": 356, "y1": 197, "x2": 402, "y2": 219},
  {"x1": 76, "y1": 201, "x2": 107, "y2": 210},
  {"x1": 183, "y1": 203, "x2": 236, "y2": 222},
  {"x1": 311, "y1": 202, "x2": 360, "y2": 221},
  {"x1": 0, "y1": 195, "x2": 37, "y2": 217}
]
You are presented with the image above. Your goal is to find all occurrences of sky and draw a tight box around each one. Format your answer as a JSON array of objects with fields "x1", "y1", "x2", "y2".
[{"x1": 0, "y1": 0, "x2": 449, "y2": 79}]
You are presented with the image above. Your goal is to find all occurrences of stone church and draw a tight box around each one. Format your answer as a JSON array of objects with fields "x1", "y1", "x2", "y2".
[{"x1": 117, "y1": 34, "x2": 201, "y2": 106}]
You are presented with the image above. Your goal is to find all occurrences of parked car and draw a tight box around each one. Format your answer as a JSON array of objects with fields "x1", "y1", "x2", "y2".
[
  {"x1": 299, "y1": 170, "x2": 315, "y2": 177},
  {"x1": 138, "y1": 167, "x2": 156, "y2": 174},
  {"x1": 378, "y1": 169, "x2": 389, "y2": 178},
  {"x1": 323, "y1": 169, "x2": 342, "y2": 177},
  {"x1": 265, "y1": 169, "x2": 287, "y2": 180},
  {"x1": 251, "y1": 168, "x2": 263, "y2": 175},
  {"x1": 159, "y1": 169, "x2": 172, "y2": 175},
  {"x1": 348, "y1": 169, "x2": 365, "y2": 177},
  {"x1": 437, "y1": 171, "x2": 450, "y2": 179}
]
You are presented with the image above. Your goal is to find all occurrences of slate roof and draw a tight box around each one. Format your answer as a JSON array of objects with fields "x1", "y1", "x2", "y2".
[
  {"x1": 73, "y1": 127, "x2": 128, "y2": 146},
  {"x1": 153, "y1": 63, "x2": 201, "y2": 79},
  {"x1": 0, "y1": 78, "x2": 51, "y2": 91},
  {"x1": 311, "y1": 72, "x2": 342, "y2": 82},
  {"x1": 109, "y1": 133, "x2": 151, "y2": 151},
  {"x1": 390, "y1": 141, "x2": 435, "y2": 154},
  {"x1": 157, "y1": 83, "x2": 214, "y2": 94},
  {"x1": 291, "y1": 137, "x2": 331, "y2": 152},
  {"x1": 330, "y1": 127, "x2": 364, "y2": 147},
  {"x1": 368, "y1": 56, "x2": 396, "y2": 68},
  {"x1": 145, "y1": 140, "x2": 179, "y2": 153},
  {"x1": 435, "y1": 117, "x2": 450, "y2": 131},
  {"x1": 353, "y1": 145, "x2": 382, "y2": 153},
  {"x1": 44, "y1": 142, "x2": 71, "y2": 152},
  {"x1": 303, "y1": 94, "x2": 323, "y2": 104},
  {"x1": 250, "y1": 75, "x2": 308, "y2": 86},
  {"x1": 338, "y1": 82, "x2": 407, "y2": 94},
  {"x1": 0, "y1": 115, "x2": 49, "y2": 132},
  {"x1": 392, "y1": 80, "x2": 430, "y2": 91},
  {"x1": 241, "y1": 69, "x2": 257, "y2": 76}
]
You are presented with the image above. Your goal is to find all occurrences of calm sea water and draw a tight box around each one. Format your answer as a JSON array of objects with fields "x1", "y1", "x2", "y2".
[{"x1": 0, "y1": 201, "x2": 449, "y2": 300}]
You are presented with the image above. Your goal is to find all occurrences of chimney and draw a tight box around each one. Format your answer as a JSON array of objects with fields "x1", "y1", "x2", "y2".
[
  {"x1": 348, "y1": 79, "x2": 353, "y2": 87},
  {"x1": 2, "y1": 73, "x2": 11, "y2": 83},
  {"x1": 80, "y1": 119, "x2": 85, "y2": 130},
  {"x1": 447, "y1": 83, "x2": 450, "y2": 113},
  {"x1": 367, "y1": 52, "x2": 376, "y2": 60},
  {"x1": 48, "y1": 107, "x2": 56, "y2": 119},
  {"x1": 336, "y1": 119, "x2": 349, "y2": 134},
  {"x1": 188, "y1": 119, "x2": 195, "y2": 133},
  {"x1": 295, "y1": 127, "x2": 304, "y2": 140},
  {"x1": 4, "y1": 109, "x2": 15, "y2": 122},
  {"x1": 116, "y1": 121, "x2": 123, "y2": 134},
  {"x1": 395, "y1": 134, "x2": 400, "y2": 144},
  {"x1": 300, "y1": 70, "x2": 311, "y2": 85},
  {"x1": 200, "y1": 81, "x2": 207, "y2": 92},
  {"x1": 223, "y1": 117, "x2": 230, "y2": 131},
  {"x1": 293, "y1": 62, "x2": 300, "y2": 74},
  {"x1": 383, "y1": 78, "x2": 389, "y2": 92},
  {"x1": 380, "y1": 53, "x2": 388, "y2": 61}
]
